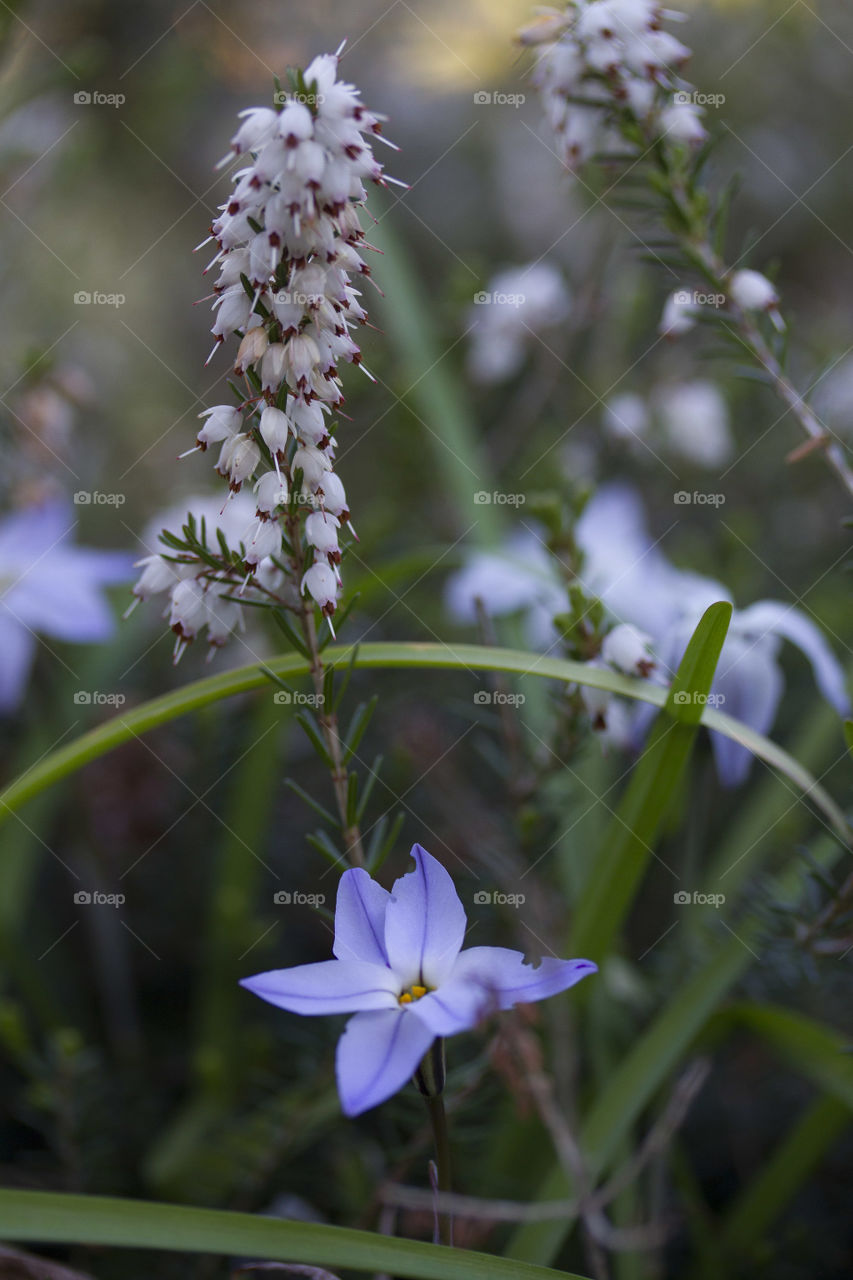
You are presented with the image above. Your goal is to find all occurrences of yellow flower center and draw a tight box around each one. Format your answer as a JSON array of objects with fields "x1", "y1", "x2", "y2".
[{"x1": 398, "y1": 984, "x2": 429, "y2": 1005}]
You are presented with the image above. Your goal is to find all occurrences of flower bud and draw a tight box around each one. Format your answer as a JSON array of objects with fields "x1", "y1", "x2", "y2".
[
  {"x1": 169, "y1": 578, "x2": 209, "y2": 640},
  {"x1": 259, "y1": 405, "x2": 292, "y2": 454},
  {"x1": 729, "y1": 269, "x2": 779, "y2": 313},
  {"x1": 197, "y1": 404, "x2": 241, "y2": 450},
  {"x1": 245, "y1": 517, "x2": 282, "y2": 568},
  {"x1": 602, "y1": 624, "x2": 655, "y2": 677},
  {"x1": 255, "y1": 470, "x2": 289, "y2": 516},
  {"x1": 216, "y1": 433, "x2": 260, "y2": 490},
  {"x1": 302, "y1": 560, "x2": 339, "y2": 613}
]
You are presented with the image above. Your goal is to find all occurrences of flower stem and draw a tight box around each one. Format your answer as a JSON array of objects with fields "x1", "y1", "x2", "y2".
[
  {"x1": 658, "y1": 149, "x2": 853, "y2": 499},
  {"x1": 414, "y1": 1039, "x2": 452, "y2": 1246},
  {"x1": 286, "y1": 504, "x2": 366, "y2": 867},
  {"x1": 426, "y1": 1095, "x2": 453, "y2": 1246}
]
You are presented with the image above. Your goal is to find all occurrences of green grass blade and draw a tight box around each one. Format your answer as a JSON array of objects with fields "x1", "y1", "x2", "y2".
[
  {"x1": 570, "y1": 603, "x2": 733, "y2": 960},
  {"x1": 0, "y1": 642, "x2": 847, "y2": 844},
  {"x1": 0, "y1": 1188, "x2": 590, "y2": 1280},
  {"x1": 720, "y1": 1002, "x2": 853, "y2": 1106},
  {"x1": 369, "y1": 205, "x2": 502, "y2": 544}
]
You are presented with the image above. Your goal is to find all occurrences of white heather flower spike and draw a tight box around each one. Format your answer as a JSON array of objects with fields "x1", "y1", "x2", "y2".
[
  {"x1": 136, "y1": 53, "x2": 394, "y2": 657},
  {"x1": 526, "y1": 0, "x2": 702, "y2": 177}
]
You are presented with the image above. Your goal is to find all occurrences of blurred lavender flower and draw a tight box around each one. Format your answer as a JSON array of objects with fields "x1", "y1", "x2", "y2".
[
  {"x1": 603, "y1": 380, "x2": 733, "y2": 466},
  {"x1": 654, "y1": 380, "x2": 733, "y2": 467},
  {"x1": 241, "y1": 844, "x2": 595, "y2": 1116},
  {"x1": 0, "y1": 499, "x2": 132, "y2": 710},
  {"x1": 446, "y1": 485, "x2": 850, "y2": 783},
  {"x1": 468, "y1": 263, "x2": 571, "y2": 385}
]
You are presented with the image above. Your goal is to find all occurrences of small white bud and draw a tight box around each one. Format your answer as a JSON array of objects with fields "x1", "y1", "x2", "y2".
[
  {"x1": 729, "y1": 269, "x2": 779, "y2": 313},
  {"x1": 302, "y1": 559, "x2": 339, "y2": 612},
  {"x1": 261, "y1": 342, "x2": 288, "y2": 391},
  {"x1": 314, "y1": 470, "x2": 349, "y2": 519},
  {"x1": 660, "y1": 291, "x2": 698, "y2": 338},
  {"x1": 255, "y1": 470, "x2": 289, "y2": 516},
  {"x1": 294, "y1": 444, "x2": 332, "y2": 490},
  {"x1": 245, "y1": 518, "x2": 282, "y2": 567},
  {"x1": 305, "y1": 511, "x2": 341, "y2": 558},
  {"x1": 197, "y1": 404, "x2": 241, "y2": 450},
  {"x1": 216, "y1": 433, "x2": 260, "y2": 489},
  {"x1": 169, "y1": 578, "x2": 209, "y2": 640},
  {"x1": 602, "y1": 624, "x2": 656, "y2": 677},
  {"x1": 259, "y1": 405, "x2": 292, "y2": 454},
  {"x1": 234, "y1": 325, "x2": 268, "y2": 373}
]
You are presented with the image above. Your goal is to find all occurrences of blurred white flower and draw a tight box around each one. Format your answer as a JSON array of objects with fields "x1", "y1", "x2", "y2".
[
  {"x1": 132, "y1": 492, "x2": 261, "y2": 658},
  {"x1": 660, "y1": 291, "x2": 698, "y2": 338},
  {"x1": 654, "y1": 380, "x2": 733, "y2": 467},
  {"x1": 813, "y1": 355, "x2": 853, "y2": 436},
  {"x1": 601, "y1": 622, "x2": 655, "y2": 677},
  {"x1": 529, "y1": 0, "x2": 700, "y2": 175},
  {"x1": 729, "y1": 269, "x2": 779, "y2": 313},
  {"x1": 0, "y1": 500, "x2": 132, "y2": 711},
  {"x1": 602, "y1": 392, "x2": 650, "y2": 445},
  {"x1": 467, "y1": 263, "x2": 571, "y2": 385},
  {"x1": 659, "y1": 100, "x2": 707, "y2": 146}
]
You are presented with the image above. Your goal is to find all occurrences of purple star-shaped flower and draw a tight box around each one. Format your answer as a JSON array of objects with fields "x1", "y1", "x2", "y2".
[{"x1": 240, "y1": 844, "x2": 597, "y2": 1116}]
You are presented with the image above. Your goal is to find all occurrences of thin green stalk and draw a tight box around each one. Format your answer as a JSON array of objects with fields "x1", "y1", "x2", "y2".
[{"x1": 414, "y1": 1039, "x2": 452, "y2": 1246}]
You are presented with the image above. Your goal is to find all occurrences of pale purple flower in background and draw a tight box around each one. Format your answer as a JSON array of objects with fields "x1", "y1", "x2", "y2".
[
  {"x1": 467, "y1": 263, "x2": 572, "y2": 385},
  {"x1": 602, "y1": 392, "x2": 650, "y2": 447},
  {"x1": 603, "y1": 380, "x2": 733, "y2": 467},
  {"x1": 241, "y1": 844, "x2": 596, "y2": 1116},
  {"x1": 0, "y1": 499, "x2": 132, "y2": 710},
  {"x1": 445, "y1": 485, "x2": 850, "y2": 784},
  {"x1": 654, "y1": 380, "x2": 733, "y2": 467}
]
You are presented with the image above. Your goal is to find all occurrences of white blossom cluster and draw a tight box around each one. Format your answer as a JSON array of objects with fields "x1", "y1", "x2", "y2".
[
  {"x1": 133, "y1": 51, "x2": 395, "y2": 656},
  {"x1": 522, "y1": 0, "x2": 706, "y2": 173}
]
